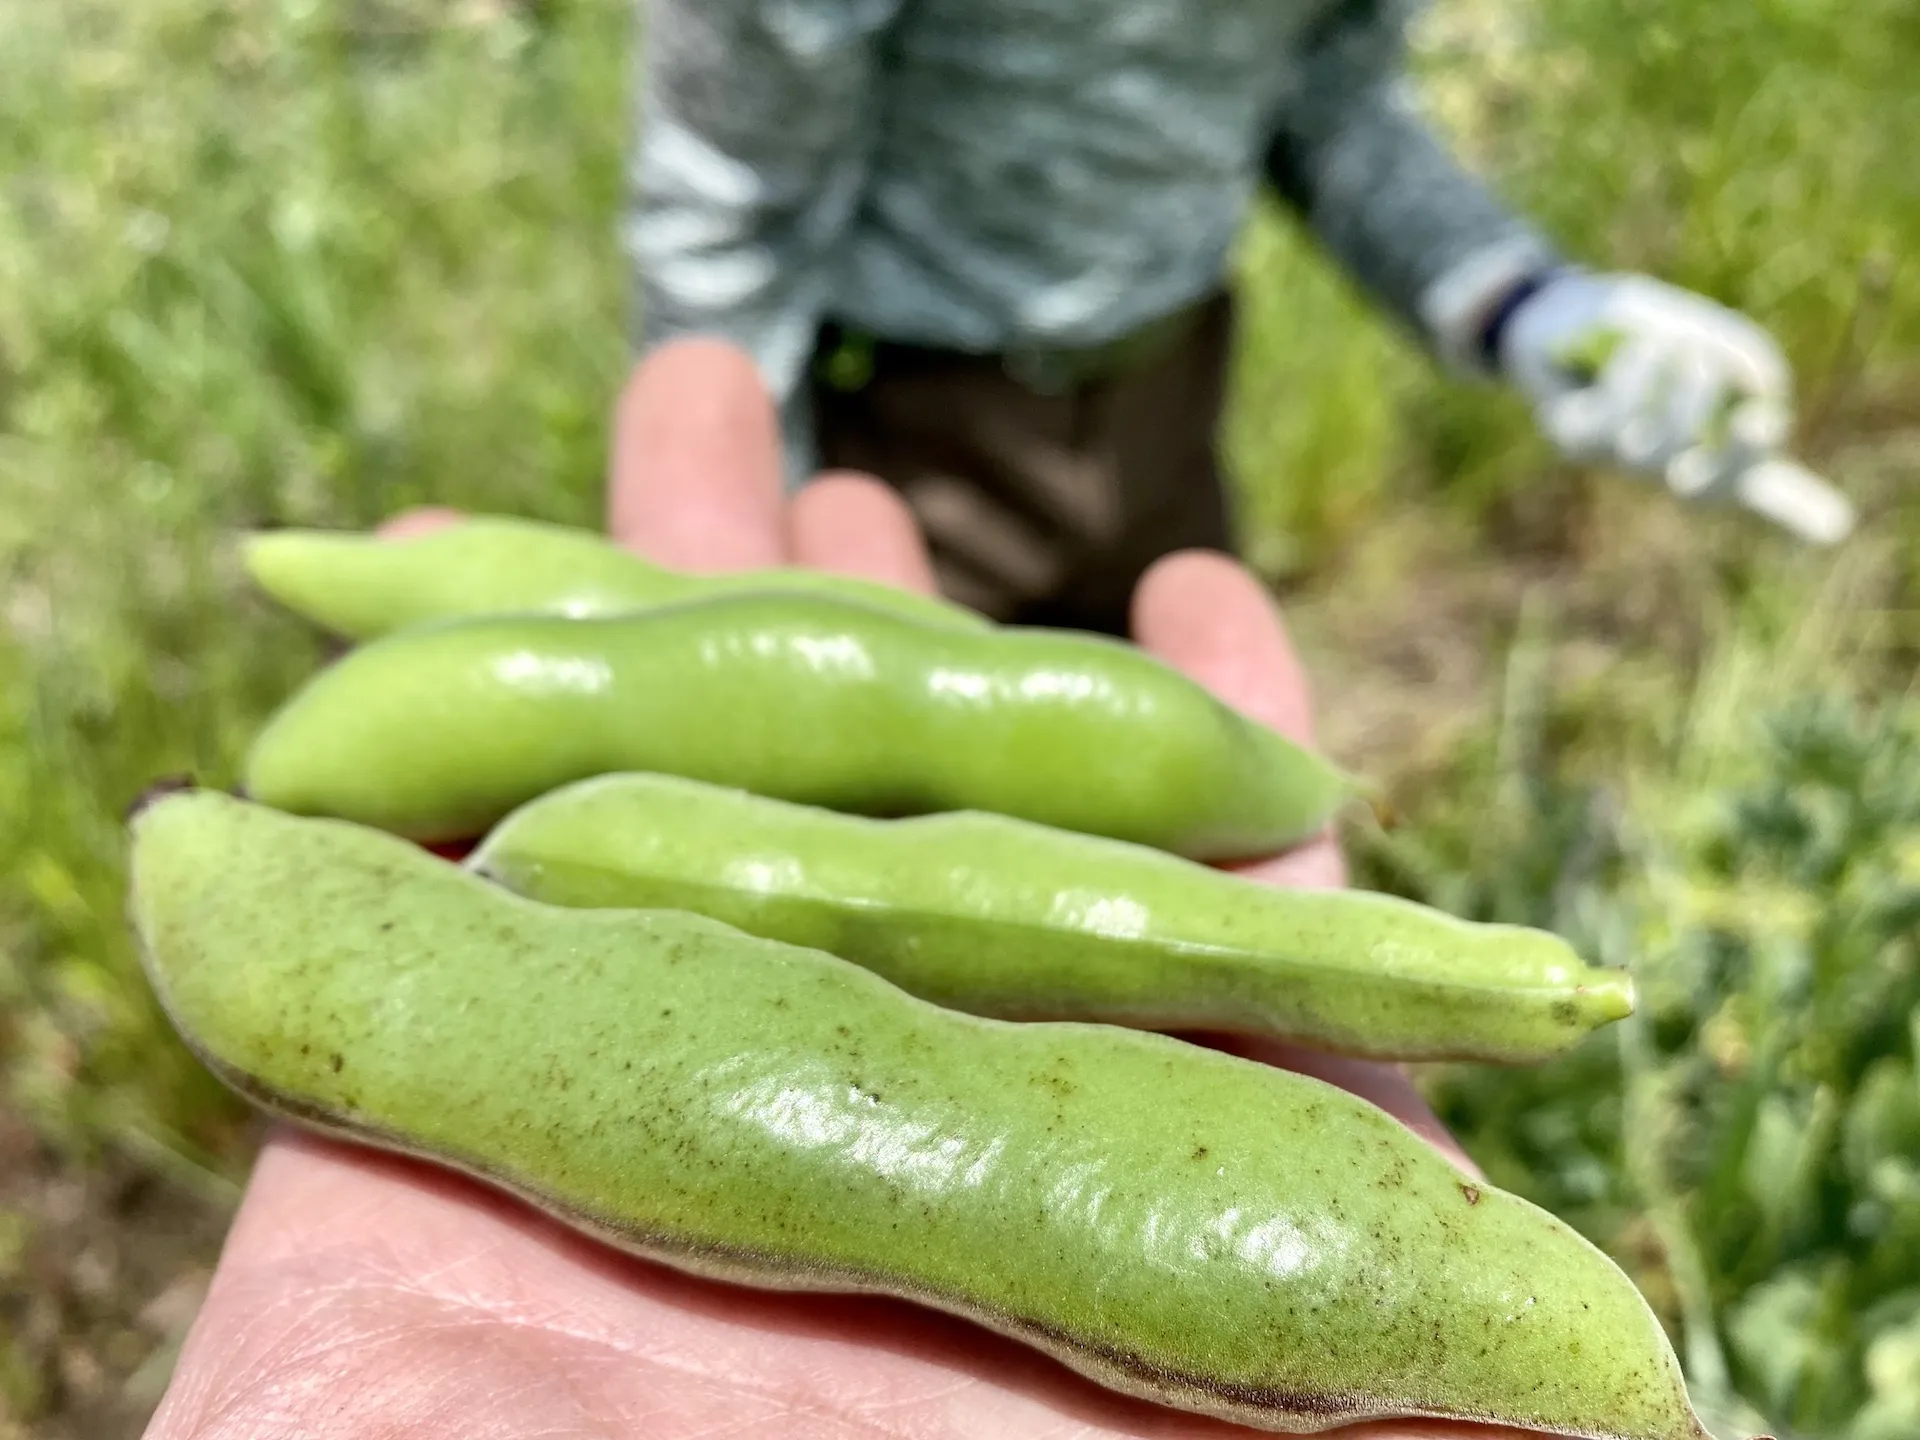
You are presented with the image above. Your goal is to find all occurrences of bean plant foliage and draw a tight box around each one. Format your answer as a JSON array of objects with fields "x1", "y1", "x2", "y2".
[{"x1": 1366, "y1": 695, "x2": 1920, "y2": 1440}]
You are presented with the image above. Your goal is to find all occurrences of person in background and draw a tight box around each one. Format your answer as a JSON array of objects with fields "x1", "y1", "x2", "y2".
[{"x1": 627, "y1": 0, "x2": 1853, "y2": 636}]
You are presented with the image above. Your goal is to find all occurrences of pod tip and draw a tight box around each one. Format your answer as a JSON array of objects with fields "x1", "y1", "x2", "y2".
[
  {"x1": 235, "y1": 527, "x2": 290, "y2": 582},
  {"x1": 1596, "y1": 971, "x2": 1637, "y2": 1023}
]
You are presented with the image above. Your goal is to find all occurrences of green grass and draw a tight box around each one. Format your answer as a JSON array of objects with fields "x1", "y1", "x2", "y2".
[
  {"x1": 1354, "y1": 637, "x2": 1920, "y2": 1440},
  {"x1": 0, "y1": 0, "x2": 1916, "y2": 1435}
]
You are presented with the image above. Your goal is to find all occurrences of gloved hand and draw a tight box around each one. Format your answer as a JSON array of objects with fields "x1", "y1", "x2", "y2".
[{"x1": 1494, "y1": 271, "x2": 1855, "y2": 544}]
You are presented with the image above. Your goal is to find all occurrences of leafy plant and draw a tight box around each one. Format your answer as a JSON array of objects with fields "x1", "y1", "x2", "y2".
[{"x1": 1363, "y1": 684, "x2": 1920, "y2": 1440}]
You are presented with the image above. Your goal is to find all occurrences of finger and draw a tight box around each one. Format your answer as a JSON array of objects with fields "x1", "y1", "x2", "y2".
[
  {"x1": 1633, "y1": 284, "x2": 1790, "y2": 401},
  {"x1": 1541, "y1": 387, "x2": 1612, "y2": 462},
  {"x1": 1715, "y1": 313, "x2": 1793, "y2": 400},
  {"x1": 1729, "y1": 393, "x2": 1791, "y2": 454},
  {"x1": 1543, "y1": 331, "x2": 1667, "y2": 464},
  {"x1": 607, "y1": 337, "x2": 788, "y2": 571},
  {"x1": 1128, "y1": 550, "x2": 1347, "y2": 888},
  {"x1": 1665, "y1": 442, "x2": 1736, "y2": 502},
  {"x1": 1666, "y1": 385, "x2": 1789, "y2": 504},
  {"x1": 788, "y1": 472, "x2": 942, "y2": 595},
  {"x1": 375, "y1": 506, "x2": 466, "y2": 541},
  {"x1": 1733, "y1": 457, "x2": 1858, "y2": 546},
  {"x1": 1595, "y1": 337, "x2": 1672, "y2": 470},
  {"x1": 1129, "y1": 549, "x2": 1319, "y2": 744},
  {"x1": 1231, "y1": 835, "x2": 1348, "y2": 891},
  {"x1": 1652, "y1": 348, "x2": 1729, "y2": 471}
]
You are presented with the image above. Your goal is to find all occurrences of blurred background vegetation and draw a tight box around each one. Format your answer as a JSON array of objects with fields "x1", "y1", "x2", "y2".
[{"x1": 0, "y1": 0, "x2": 1914, "y2": 1435}]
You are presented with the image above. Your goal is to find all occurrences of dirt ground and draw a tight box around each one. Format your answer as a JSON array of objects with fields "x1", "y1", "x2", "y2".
[{"x1": 1, "y1": 1113, "x2": 244, "y2": 1439}]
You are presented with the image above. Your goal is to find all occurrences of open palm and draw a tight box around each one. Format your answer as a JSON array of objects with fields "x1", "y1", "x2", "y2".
[{"x1": 145, "y1": 340, "x2": 1515, "y2": 1440}]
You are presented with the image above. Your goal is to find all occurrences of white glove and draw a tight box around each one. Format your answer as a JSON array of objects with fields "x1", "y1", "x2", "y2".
[{"x1": 1496, "y1": 271, "x2": 1854, "y2": 545}]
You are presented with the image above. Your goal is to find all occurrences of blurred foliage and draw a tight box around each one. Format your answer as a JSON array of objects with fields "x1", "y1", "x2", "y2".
[
  {"x1": 0, "y1": 0, "x2": 630, "y2": 1177},
  {"x1": 0, "y1": 0, "x2": 1915, "y2": 1434},
  {"x1": 1359, "y1": 668, "x2": 1920, "y2": 1439}
]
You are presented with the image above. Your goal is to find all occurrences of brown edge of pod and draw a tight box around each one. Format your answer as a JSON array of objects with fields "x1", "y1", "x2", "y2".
[
  {"x1": 126, "y1": 775, "x2": 202, "y2": 823},
  {"x1": 129, "y1": 778, "x2": 481, "y2": 863}
]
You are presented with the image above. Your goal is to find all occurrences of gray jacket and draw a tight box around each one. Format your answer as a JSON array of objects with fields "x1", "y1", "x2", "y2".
[{"x1": 626, "y1": 0, "x2": 1562, "y2": 479}]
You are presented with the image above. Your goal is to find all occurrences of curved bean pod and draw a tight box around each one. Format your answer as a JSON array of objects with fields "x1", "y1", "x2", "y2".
[
  {"x1": 242, "y1": 593, "x2": 1351, "y2": 859},
  {"x1": 242, "y1": 517, "x2": 988, "y2": 637},
  {"x1": 470, "y1": 773, "x2": 1633, "y2": 1064},
  {"x1": 129, "y1": 790, "x2": 1716, "y2": 1440}
]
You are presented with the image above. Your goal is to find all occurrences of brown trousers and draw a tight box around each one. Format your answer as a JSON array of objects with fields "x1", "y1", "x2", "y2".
[{"x1": 808, "y1": 294, "x2": 1236, "y2": 636}]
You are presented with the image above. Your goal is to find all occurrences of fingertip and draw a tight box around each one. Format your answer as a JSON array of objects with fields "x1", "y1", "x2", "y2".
[
  {"x1": 788, "y1": 472, "x2": 941, "y2": 595},
  {"x1": 1230, "y1": 837, "x2": 1348, "y2": 892},
  {"x1": 375, "y1": 506, "x2": 465, "y2": 541},
  {"x1": 608, "y1": 337, "x2": 788, "y2": 571},
  {"x1": 1130, "y1": 549, "x2": 1318, "y2": 746}
]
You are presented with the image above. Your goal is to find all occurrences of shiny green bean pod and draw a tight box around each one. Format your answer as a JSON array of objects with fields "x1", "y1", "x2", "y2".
[
  {"x1": 129, "y1": 790, "x2": 1719, "y2": 1440},
  {"x1": 243, "y1": 592, "x2": 1352, "y2": 859},
  {"x1": 469, "y1": 773, "x2": 1632, "y2": 1064},
  {"x1": 242, "y1": 516, "x2": 988, "y2": 637}
]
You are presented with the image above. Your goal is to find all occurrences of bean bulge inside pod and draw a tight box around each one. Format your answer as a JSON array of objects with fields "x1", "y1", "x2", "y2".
[
  {"x1": 470, "y1": 772, "x2": 1633, "y2": 1065},
  {"x1": 128, "y1": 790, "x2": 1721, "y2": 1440},
  {"x1": 242, "y1": 591, "x2": 1351, "y2": 859},
  {"x1": 241, "y1": 514, "x2": 989, "y2": 638}
]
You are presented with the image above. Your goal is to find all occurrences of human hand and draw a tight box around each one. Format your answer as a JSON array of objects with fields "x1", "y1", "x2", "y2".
[
  {"x1": 143, "y1": 338, "x2": 1512, "y2": 1440},
  {"x1": 1497, "y1": 271, "x2": 1854, "y2": 544}
]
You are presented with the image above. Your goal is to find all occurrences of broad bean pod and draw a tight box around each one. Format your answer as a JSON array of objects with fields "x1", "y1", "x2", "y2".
[
  {"x1": 129, "y1": 790, "x2": 1718, "y2": 1440},
  {"x1": 243, "y1": 592, "x2": 1351, "y2": 858},
  {"x1": 243, "y1": 516, "x2": 988, "y2": 637},
  {"x1": 471, "y1": 773, "x2": 1633, "y2": 1064}
]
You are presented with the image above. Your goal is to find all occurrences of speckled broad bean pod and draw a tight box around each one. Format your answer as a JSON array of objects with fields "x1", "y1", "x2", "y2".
[
  {"x1": 242, "y1": 592, "x2": 1351, "y2": 859},
  {"x1": 470, "y1": 772, "x2": 1633, "y2": 1064},
  {"x1": 242, "y1": 516, "x2": 988, "y2": 637},
  {"x1": 129, "y1": 790, "x2": 1720, "y2": 1440}
]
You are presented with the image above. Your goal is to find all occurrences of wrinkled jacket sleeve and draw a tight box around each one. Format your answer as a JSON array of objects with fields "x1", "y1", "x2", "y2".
[
  {"x1": 626, "y1": 0, "x2": 899, "y2": 419},
  {"x1": 1264, "y1": 0, "x2": 1564, "y2": 370}
]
